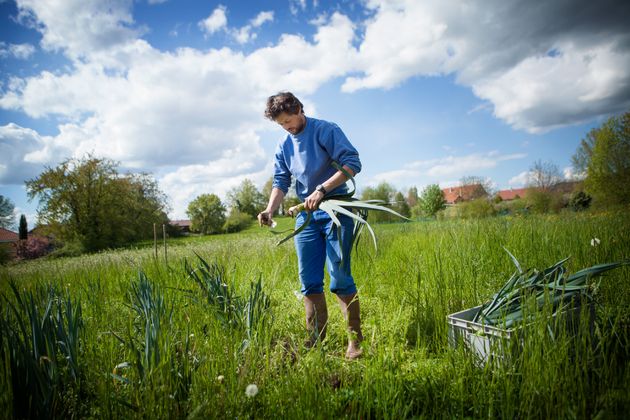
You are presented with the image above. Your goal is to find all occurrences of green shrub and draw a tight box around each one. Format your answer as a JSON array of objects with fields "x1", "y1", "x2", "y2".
[
  {"x1": 0, "y1": 243, "x2": 13, "y2": 265},
  {"x1": 568, "y1": 190, "x2": 592, "y2": 211},
  {"x1": 526, "y1": 189, "x2": 565, "y2": 214},
  {"x1": 495, "y1": 198, "x2": 529, "y2": 215},
  {"x1": 456, "y1": 198, "x2": 497, "y2": 219},
  {"x1": 223, "y1": 210, "x2": 253, "y2": 233},
  {"x1": 48, "y1": 241, "x2": 85, "y2": 258}
]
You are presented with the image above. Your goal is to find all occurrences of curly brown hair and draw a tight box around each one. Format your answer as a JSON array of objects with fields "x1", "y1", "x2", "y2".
[{"x1": 264, "y1": 92, "x2": 304, "y2": 120}]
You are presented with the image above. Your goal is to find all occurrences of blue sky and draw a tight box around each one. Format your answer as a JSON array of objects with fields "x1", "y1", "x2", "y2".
[{"x1": 1, "y1": 0, "x2": 629, "y2": 224}]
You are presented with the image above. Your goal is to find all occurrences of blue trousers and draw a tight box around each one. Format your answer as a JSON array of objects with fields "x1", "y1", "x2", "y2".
[{"x1": 294, "y1": 209, "x2": 357, "y2": 296}]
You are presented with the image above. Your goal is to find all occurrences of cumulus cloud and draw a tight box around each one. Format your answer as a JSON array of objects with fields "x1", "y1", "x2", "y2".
[
  {"x1": 0, "y1": 7, "x2": 356, "y2": 216},
  {"x1": 230, "y1": 10, "x2": 274, "y2": 44},
  {"x1": 0, "y1": 42, "x2": 36, "y2": 59},
  {"x1": 415, "y1": 151, "x2": 526, "y2": 178},
  {"x1": 369, "y1": 151, "x2": 526, "y2": 188},
  {"x1": 0, "y1": 124, "x2": 48, "y2": 185},
  {"x1": 508, "y1": 171, "x2": 530, "y2": 187},
  {"x1": 198, "y1": 5, "x2": 227, "y2": 36},
  {"x1": 344, "y1": 0, "x2": 630, "y2": 132},
  {"x1": 290, "y1": 0, "x2": 307, "y2": 16},
  {"x1": 563, "y1": 166, "x2": 584, "y2": 181},
  {"x1": 251, "y1": 11, "x2": 274, "y2": 28},
  {"x1": 15, "y1": 0, "x2": 141, "y2": 60}
]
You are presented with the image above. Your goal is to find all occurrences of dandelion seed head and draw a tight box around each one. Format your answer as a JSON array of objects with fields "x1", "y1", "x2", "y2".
[
  {"x1": 216, "y1": 375, "x2": 224, "y2": 383},
  {"x1": 293, "y1": 290, "x2": 303, "y2": 301},
  {"x1": 245, "y1": 383, "x2": 258, "y2": 397},
  {"x1": 591, "y1": 238, "x2": 601, "y2": 246}
]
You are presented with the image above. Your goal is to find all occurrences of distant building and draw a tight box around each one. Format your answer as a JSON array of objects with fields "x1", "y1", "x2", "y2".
[
  {"x1": 170, "y1": 219, "x2": 192, "y2": 233},
  {"x1": 496, "y1": 181, "x2": 580, "y2": 202},
  {"x1": 496, "y1": 188, "x2": 529, "y2": 201},
  {"x1": 0, "y1": 227, "x2": 19, "y2": 259},
  {"x1": 441, "y1": 184, "x2": 486, "y2": 205}
]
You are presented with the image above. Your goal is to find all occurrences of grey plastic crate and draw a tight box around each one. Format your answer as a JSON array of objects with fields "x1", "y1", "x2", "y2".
[
  {"x1": 447, "y1": 305, "x2": 514, "y2": 363},
  {"x1": 447, "y1": 303, "x2": 593, "y2": 364}
]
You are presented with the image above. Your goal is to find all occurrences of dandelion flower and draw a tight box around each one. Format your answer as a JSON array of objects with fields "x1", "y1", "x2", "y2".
[
  {"x1": 591, "y1": 238, "x2": 601, "y2": 246},
  {"x1": 245, "y1": 383, "x2": 258, "y2": 397}
]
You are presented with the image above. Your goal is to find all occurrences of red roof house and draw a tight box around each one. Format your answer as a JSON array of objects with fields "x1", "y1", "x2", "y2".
[
  {"x1": 496, "y1": 188, "x2": 529, "y2": 201},
  {"x1": 0, "y1": 227, "x2": 18, "y2": 259},
  {"x1": 170, "y1": 219, "x2": 192, "y2": 233},
  {"x1": 0, "y1": 227, "x2": 18, "y2": 243},
  {"x1": 441, "y1": 184, "x2": 487, "y2": 204}
]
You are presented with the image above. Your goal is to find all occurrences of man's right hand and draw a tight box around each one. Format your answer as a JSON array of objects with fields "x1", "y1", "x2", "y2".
[{"x1": 257, "y1": 210, "x2": 273, "y2": 227}]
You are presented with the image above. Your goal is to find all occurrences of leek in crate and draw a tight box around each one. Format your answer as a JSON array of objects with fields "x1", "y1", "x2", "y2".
[
  {"x1": 473, "y1": 249, "x2": 629, "y2": 328},
  {"x1": 447, "y1": 250, "x2": 629, "y2": 363}
]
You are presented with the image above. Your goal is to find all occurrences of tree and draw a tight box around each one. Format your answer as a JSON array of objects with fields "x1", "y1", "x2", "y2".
[
  {"x1": 392, "y1": 191, "x2": 411, "y2": 218},
  {"x1": 223, "y1": 209, "x2": 252, "y2": 233},
  {"x1": 226, "y1": 179, "x2": 265, "y2": 218},
  {"x1": 187, "y1": 193, "x2": 226, "y2": 235},
  {"x1": 281, "y1": 178, "x2": 301, "y2": 215},
  {"x1": 417, "y1": 184, "x2": 446, "y2": 217},
  {"x1": 0, "y1": 195, "x2": 15, "y2": 229},
  {"x1": 26, "y1": 156, "x2": 169, "y2": 252},
  {"x1": 407, "y1": 187, "x2": 418, "y2": 208},
  {"x1": 361, "y1": 182, "x2": 397, "y2": 222},
  {"x1": 261, "y1": 177, "x2": 273, "y2": 199},
  {"x1": 19, "y1": 214, "x2": 28, "y2": 240},
  {"x1": 527, "y1": 160, "x2": 561, "y2": 191},
  {"x1": 572, "y1": 111, "x2": 630, "y2": 205}
]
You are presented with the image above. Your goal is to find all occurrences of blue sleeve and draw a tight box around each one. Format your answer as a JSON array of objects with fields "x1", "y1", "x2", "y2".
[
  {"x1": 320, "y1": 124, "x2": 362, "y2": 175},
  {"x1": 272, "y1": 143, "x2": 291, "y2": 195}
]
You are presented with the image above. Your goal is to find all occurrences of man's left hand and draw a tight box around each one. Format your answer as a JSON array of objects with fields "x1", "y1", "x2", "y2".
[{"x1": 304, "y1": 190, "x2": 324, "y2": 211}]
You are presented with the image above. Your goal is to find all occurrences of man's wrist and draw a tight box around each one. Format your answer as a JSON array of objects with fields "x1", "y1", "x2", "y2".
[{"x1": 315, "y1": 184, "x2": 327, "y2": 195}]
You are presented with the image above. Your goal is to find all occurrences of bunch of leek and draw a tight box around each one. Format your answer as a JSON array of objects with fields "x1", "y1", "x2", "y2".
[
  {"x1": 473, "y1": 249, "x2": 629, "y2": 327},
  {"x1": 271, "y1": 162, "x2": 409, "y2": 255}
]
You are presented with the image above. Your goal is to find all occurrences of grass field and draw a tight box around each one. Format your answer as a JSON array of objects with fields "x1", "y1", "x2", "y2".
[{"x1": 1, "y1": 209, "x2": 629, "y2": 418}]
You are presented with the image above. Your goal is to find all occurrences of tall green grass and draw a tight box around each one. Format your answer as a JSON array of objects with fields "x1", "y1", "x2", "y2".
[{"x1": 1, "y1": 209, "x2": 629, "y2": 418}]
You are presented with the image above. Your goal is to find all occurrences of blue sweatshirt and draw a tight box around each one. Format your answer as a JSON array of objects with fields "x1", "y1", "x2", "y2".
[{"x1": 272, "y1": 116, "x2": 362, "y2": 201}]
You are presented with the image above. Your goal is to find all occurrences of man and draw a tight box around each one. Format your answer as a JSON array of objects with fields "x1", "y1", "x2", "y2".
[{"x1": 257, "y1": 92, "x2": 363, "y2": 359}]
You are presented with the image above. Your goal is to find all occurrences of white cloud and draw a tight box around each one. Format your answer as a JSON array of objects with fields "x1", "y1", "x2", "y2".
[
  {"x1": 159, "y1": 155, "x2": 271, "y2": 218},
  {"x1": 343, "y1": 0, "x2": 630, "y2": 132},
  {"x1": 422, "y1": 152, "x2": 526, "y2": 178},
  {"x1": 199, "y1": 5, "x2": 228, "y2": 36},
  {"x1": 0, "y1": 123, "x2": 48, "y2": 185},
  {"x1": 16, "y1": 0, "x2": 140, "y2": 60},
  {"x1": 472, "y1": 42, "x2": 630, "y2": 133},
  {"x1": 0, "y1": 8, "x2": 356, "y2": 218},
  {"x1": 251, "y1": 11, "x2": 274, "y2": 28},
  {"x1": 508, "y1": 171, "x2": 530, "y2": 187},
  {"x1": 229, "y1": 10, "x2": 274, "y2": 44},
  {"x1": 563, "y1": 166, "x2": 584, "y2": 181},
  {"x1": 0, "y1": 42, "x2": 36, "y2": 59},
  {"x1": 368, "y1": 151, "x2": 526, "y2": 189},
  {"x1": 290, "y1": 0, "x2": 307, "y2": 16}
]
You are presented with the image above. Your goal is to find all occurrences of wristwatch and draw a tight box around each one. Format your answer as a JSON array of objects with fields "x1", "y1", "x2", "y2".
[{"x1": 315, "y1": 184, "x2": 327, "y2": 195}]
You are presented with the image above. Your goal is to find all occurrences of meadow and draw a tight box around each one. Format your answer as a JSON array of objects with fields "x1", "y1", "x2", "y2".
[{"x1": 1, "y1": 209, "x2": 629, "y2": 419}]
